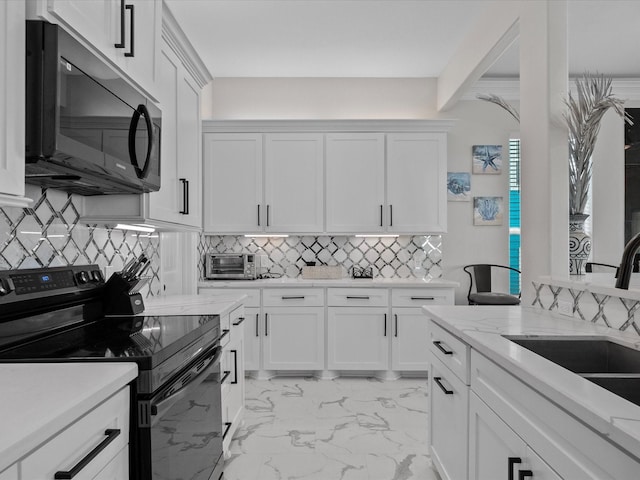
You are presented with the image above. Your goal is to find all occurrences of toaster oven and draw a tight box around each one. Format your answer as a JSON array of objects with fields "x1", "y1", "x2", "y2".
[{"x1": 205, "y1": 253, "x2": 264, "y2": 280}]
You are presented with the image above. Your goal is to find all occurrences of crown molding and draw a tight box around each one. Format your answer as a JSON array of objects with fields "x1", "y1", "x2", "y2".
[
  {"x1": 162, "y1": 2, "x2": 213, "y2": 89},
  {"x1": 202, "y1": 119, "x2": 457, "y2": 133}
]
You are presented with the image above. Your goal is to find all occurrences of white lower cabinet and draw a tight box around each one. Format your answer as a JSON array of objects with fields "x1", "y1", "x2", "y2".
[
  {"x1": 327, "y1": 307, "x2": 389, "y2": 370},
  {"x1": 0, "y1": 465, "x2": 17, "y2": 480},
  {"x1": 244, "y1": 307, "x2": 262, "y2": 371},
  {"x1": 391, "y1": 307, "x2": 430, "y2": 370},
  {"x1": 221, "y1": 306, "x2": 245, "y2": 456},
  {"x1": 262, "y1": 306, "x2": 325, "y2": 370},
  {"x1": 92, "y1": 446, "x2": 129, "y2": 480},
  {"x1": 428, "y1": 355, "x2": 468, "y2": 480}
]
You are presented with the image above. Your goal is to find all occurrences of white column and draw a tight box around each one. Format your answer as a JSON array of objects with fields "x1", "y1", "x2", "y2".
[{"x1": 519, "y1": 1, "x2": 569, "y2": 303}]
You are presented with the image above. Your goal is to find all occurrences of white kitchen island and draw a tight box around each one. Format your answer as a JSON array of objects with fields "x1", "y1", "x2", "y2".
[{"x1": 424, "y1": 305, "x2": 640, "y2": 480}]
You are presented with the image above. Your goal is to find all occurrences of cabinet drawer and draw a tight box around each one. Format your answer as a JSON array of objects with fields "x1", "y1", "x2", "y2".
[
  {"x1": 199, "y1": 288, "x2": 261, "y2": 307},
  {"x1": 392, "y1": 288, "x2": 454, "y2": 307},
  {"x1": 263, "y1": 288, "x2": 324, "y2": 306},
  {"x1": 327, "y1": 288, "x2": 388, "y2": 307},
  {"x1": 471, "y1": 351, "x2": 640, "y2": 479},
  {"x1": 428, "y1": 320, "x2": 469, "y2": 384},
  {"x1": 22, "y1": 387, "x2": 130, "y2": 480}
]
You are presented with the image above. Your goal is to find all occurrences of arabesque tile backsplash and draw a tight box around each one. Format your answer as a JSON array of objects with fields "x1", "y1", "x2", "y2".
[
  {"x1": 198, "y1": 234, "x2": 443, "y2": 280},
  {"x1": 0, "y1": 187, "x2": 160, "y2": 297}
]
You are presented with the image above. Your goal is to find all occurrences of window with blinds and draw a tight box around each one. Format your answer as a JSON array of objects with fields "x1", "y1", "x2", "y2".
[{"x1": 509, "y1": 138, "x2": 521, "y2": 294}]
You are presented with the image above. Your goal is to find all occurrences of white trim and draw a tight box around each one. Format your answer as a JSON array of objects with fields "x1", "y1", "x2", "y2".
[
  {"x1": 202, "y1": 119, "x2": 456, "y2": 133},
  {"x1": 0, "y1": 193, "x2": 32, "y2": 209}
]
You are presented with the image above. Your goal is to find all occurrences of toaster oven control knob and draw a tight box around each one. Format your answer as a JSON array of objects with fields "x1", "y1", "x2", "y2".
[
  {"x1": 91, "y1": 270, "x2": 103, "y2": 282},
  {"x1": 76, "y1": 271, "x2": 90, "y2": 284},
  {"x1": 0, "y1": 278, "x2": 9, "y2": 296}
]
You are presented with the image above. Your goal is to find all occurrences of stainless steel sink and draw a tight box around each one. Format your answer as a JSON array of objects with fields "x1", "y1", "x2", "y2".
[{"x1": 504, "y1": 336, "x2": 640, "y2": 406}]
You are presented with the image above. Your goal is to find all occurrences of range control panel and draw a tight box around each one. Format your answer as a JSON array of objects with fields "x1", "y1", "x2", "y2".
[{"x1": 0, "y1": 265, "x2": 104, "y2": 298}]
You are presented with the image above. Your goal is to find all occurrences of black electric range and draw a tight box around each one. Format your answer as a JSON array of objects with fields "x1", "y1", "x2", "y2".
[{"x1": 0, "y1": 265, "x2": 225, "y2": 480}]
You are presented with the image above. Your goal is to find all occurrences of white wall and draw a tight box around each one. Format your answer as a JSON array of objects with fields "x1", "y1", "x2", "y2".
[{"x1": 202, "y1": 78, "x2": 519, "y2": 303}]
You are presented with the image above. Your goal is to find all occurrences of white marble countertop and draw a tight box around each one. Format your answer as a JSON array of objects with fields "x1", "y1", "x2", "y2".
[
  {"x1": 539, "y1": 274, "x2": 640, "y2": 300},
  {"x1": 198, "y1": 277, "x2": 458, "y2": 288},
  {"x1": 0, "y1": 362, "x2": 137, "y2": 472},
  {"x1": 423, "y1": 305, "x2": 640, "y2": 459},
  {"x1": 142, "y1": 293, "x2": 247, "y2": 316}
]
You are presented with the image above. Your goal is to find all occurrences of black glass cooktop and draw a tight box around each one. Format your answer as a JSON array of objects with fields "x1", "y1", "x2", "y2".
[{"x1": 0, "y1": 314, "x2": 220, "y2": 370}]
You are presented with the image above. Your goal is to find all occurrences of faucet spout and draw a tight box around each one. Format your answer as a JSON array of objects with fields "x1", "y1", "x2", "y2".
[{"x1": 615, "y1": 232, "x2": 640, "y2": 289}]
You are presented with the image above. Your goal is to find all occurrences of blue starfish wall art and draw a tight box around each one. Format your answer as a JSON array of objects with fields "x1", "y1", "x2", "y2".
[{"x1": 472, "y1": 145, "x2": 502, "y2": 174}]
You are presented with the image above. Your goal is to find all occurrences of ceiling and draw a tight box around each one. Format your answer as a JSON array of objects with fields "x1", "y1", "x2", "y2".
[{"x1": 165, "y1": 0, "x2": 640, "y2": 79}]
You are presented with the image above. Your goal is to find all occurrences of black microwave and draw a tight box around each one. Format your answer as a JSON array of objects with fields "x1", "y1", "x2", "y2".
[{"x1": 25, "y1": 20, "x2": 161, "y2": 195}]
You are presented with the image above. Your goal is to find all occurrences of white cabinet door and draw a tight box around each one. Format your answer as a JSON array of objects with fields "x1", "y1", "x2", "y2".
[
  {"x1": 526, "y1": 446, "x2": 563, "y2": 480},
  {"x1": 149, "y1": 45, "x2": 180, "y2": 223},
  {"x1": 262, "y1": 307, "x2": 325, "y2": 370},
  {"x1": 264, "y1": 134, "x2": 324, "y2": 232},
  {"x1": 326, "y1": 133, "x2": 385, "y2": 233},
  {"x1": 429, "y1": 358, "x2": 469, "y2": 480},
  {"x1": 327, "y1": 307, "x2": 389, "y2": 370},
  {"x1": 0, "y1": 1, "x2": 27, "y2": 205},
  {"x1": 92, "y1": 446, "x2": 128, "y2": 480},
  {"x1": 203, "y1": 133, "x2": 263, "y2": 233},
  {"x1": 243, "y1": 307, "x2": 262, "y2": 371},
  {"x1": 391, "y1": 308, "x2": 429, "y2": 371},
  {"x1": 468, "y1": 391, "x2": 526, "y2": 480},
  {"x1": 387, "y1": 133, "x2": 447, "y2": 233}
]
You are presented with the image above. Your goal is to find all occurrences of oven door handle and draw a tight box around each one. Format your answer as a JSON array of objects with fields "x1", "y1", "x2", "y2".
[{"x1": 149, "y1": 345, "x2": 222, "y2": 426}]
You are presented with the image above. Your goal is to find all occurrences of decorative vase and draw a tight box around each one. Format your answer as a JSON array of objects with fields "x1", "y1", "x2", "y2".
[{"x1": 569, "y1": 213, "x2": 591, "y2": 275}]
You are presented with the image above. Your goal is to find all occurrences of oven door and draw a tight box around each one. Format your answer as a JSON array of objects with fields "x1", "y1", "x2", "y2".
[{"x1": 135, "y1": 344, "x2": 224, "y2": 480}]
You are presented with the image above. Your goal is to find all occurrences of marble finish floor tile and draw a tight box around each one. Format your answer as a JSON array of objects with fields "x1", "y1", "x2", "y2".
[{"x1": 224, "y1": 376, "x2": 438, "y2": 480}]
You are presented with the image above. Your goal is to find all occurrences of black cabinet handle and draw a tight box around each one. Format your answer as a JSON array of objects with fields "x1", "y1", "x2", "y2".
[
  {"x1": 125, "y1": 3, "x2": 134, "y2": 57},
  {"x1": 256, "y1": 313, "x2": 259, "y2": 337},
  {"x1": 179, "y1": 178, "x2": 189, "y2": 214},
  {"x1": 384, "y1": 313, "x2": 387, "y2": 337},
  {"x1": 282, "y1": 296, "x2": 305, "y2": 300},
  {"x1": 411, "y1": 296, "x2": 435, "y2": 301},
  {"x1": 222, "y1": 421, "x2": 232, "y2": 439},
  {"x1": 390, "y1": 204, "x2": 393, "y2": 226},
  {"x1": 394, "y1": 314, "x2": 398, "y2": 337},
  {"x1": 433, "y1": 340, "x2": 453, "y2": 355},
  {"x1": 265, "y1": 313, "x2": 268, "y2": 336},
  {"x1": 267, "y1": 205, "x2": 270, "y2": 226},
  {"x1": 231, "y1": 349, "x2": 238, "y2": 384},
  {"x1": 220, "y1": 329, "x2": 230, "y2": 341},
  {"x1": 380, "y1": 205, "x2": 383, "y2": 226},
  {"x1": 258, "y1": 204, "x2": 261, "y2": 226},
  {"x1": 54, "y1": 429, "x2": 121, "y2": 479},
  {"x1": 519, "y1": 471, "x2": 533, "y2": 480},
  {"x1": 433, "y1": 376, "x2": 453, "y2": 395},
  {"x1": 346, "y1": 295, "x2": 370, "y2": 300},
  {"x1": 220, "y1": 370, "x2": 231, "y2": 384},
  {"x1": 233, "y1": 317, "x2": 245, "y2": 326},
  {"x1": 114, "y1": 0, "x2": 125, "y2": 48},
  {"x1": 508, "y1": 457, "x2": 522, "y2": 480}
]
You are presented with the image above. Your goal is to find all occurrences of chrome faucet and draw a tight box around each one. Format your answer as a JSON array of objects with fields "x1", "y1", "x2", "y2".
[{"x1": 615, "y1": 232, "x2": 640, "y2": 289}]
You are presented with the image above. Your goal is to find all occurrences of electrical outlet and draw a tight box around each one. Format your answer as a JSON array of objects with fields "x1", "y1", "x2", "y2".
[{"x1": 557, "y1": 300, "x2": 574, "y2": 317}]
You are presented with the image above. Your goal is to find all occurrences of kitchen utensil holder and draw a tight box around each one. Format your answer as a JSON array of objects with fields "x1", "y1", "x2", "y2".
[{"x1": 102, "y1": 272, "x2": 145, "y2": 315}]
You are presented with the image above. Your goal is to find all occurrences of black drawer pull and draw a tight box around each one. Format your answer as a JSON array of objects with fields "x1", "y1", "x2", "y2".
[
  {"x1": 54, "y1": 429, "x2": 121, "y2": 479},
  {"x1": 433, "y1": 340, "x2": 453, "y2": 355},
  {"x1": 220, "y1": 370, "x2": 231, "y2": 384},
  {"x1": 519, "y1": 471, "x2": 533, "y2": 480},
  {"x1": 282, "y1": 296, "x2": 305, "y2": 300},
  {"x1": 231, "y1": 350, "x2": 238, "y2": 384},
  {"x1": 346, "y1": 295, "x2": 370, "y2": 300},
  {"x1": 433, "y1": 376, "x2": 453, "y2": 395},
  {"x1": 410, "y1": 296, "x2": 435, "y2": 301},
  {"x1": 233, "y1": 317, "x2": 245, "y2": 326},
  {"x1": 220, "y1": 329, "x2": 230, "y2": 341},
  {"x1": 508, "y1": 457, "x2": 522, "y2": 480},
  {"x1": 222, "y1": 421, "x2": 232, "y2": 439}
]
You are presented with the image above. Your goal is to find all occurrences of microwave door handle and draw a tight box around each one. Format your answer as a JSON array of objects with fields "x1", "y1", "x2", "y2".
[{"x1": 128, "y1": 104, "x2": 153, "y2": 179}]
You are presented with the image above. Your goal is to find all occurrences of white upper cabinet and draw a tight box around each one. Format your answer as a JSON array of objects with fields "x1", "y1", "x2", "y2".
[
  {"x1": 264, "y1": 134, "x2": 324, "y2": 233},
  {"x1": 387, "y1": 133, "x2": 447, "y2": 233},
  {"x1": 0, "y1": 1, "x2": 30, "y2": 208},
  {"x1": 326, "y1": 133, "x2": 385, "y2": 233},
  {"x1": 27, "y1": 0, "x2": 161, "y2": 99},
  {"x1": 203, "y1": 133, "x2": 264, "y2": 233}
]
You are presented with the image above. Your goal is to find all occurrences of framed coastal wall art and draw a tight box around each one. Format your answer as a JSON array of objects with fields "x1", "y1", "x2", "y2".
[
  {"x1": 473, "y1": 196, "x2": 504, "y2": 226},
  {"x1": 472, "y1": 144, "x2": 502, "y2": 174},
  {"x1": 447, "y1": 172, "x2": 471, "y2": 201}
]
